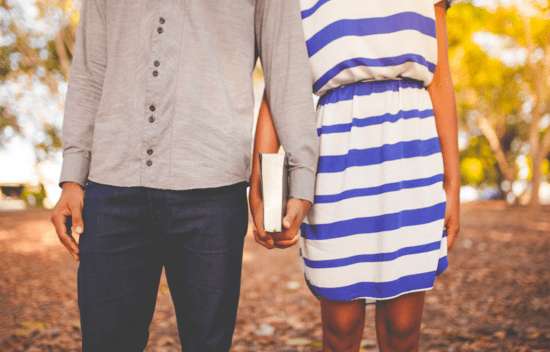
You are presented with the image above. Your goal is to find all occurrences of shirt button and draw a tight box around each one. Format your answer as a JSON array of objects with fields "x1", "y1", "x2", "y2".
[
  {"x1": 147, "y1": 148, "x2": 154, "y2": 156},
  {"x1": 157, "y1": 27, "x2": 164, "y2": 34},
  {"x1": 149, "y1": 105, "x2": 156, "y2": 112},
  {"x1": 146, "y1": 160, "x2": 153, "y2": 167},
  {"x1": 149, "y1": 116, "x2": 155, "y2": 123},
  {"x1": 154, "y1": 60, "x2": 160, "y2": 67},
  {"x1": 153, "y1": 70, "x2": 159, "y2": 77},
  {"x1": 159, "y1": 17, "x2": 166, "y2": 24}
]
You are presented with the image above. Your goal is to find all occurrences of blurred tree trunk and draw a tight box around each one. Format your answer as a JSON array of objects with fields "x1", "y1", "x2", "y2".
[
  {"x1": 477, "y1": 114, "x2": 516, "y2": 185},
  {"x1": 525, "y1": 19, "x2": 550, "y2": 208},
  {"x1": 529, "y1": 131, "x2": 550, "y2": 207}
]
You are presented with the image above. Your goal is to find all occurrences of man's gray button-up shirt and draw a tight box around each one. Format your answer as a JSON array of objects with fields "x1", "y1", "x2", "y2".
[{"x1": 60, "y1": 0, "x2": 319, "y2": 201}]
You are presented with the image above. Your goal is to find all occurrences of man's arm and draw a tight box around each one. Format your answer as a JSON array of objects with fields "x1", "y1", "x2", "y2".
[
  {"x1": 51, "y1": 0, "x2": 107, "y2": 261},
  {"x1": 60, "y1": 0, "x2": 107, "y2": 186},
  {"x1": 254, "y1": 0, "x2": 319, "y2": 248},
  {"x1": 254, "y1": 0, "x2": 319, "y2": 203}
]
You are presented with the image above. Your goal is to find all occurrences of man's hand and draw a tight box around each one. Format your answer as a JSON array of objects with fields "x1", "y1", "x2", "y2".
[
  {"x1": 249, "y1": 182, "x2": 275, "y2": 249},
  {"x1": 444, "y1": 186, "x2": 460, "y2": 251},
  {"x1": 50, "y1": 182, "x2": 85, "y2": 261},
  {"x1": 272, "y1": 198, "x2": 311, "y2": 249}
]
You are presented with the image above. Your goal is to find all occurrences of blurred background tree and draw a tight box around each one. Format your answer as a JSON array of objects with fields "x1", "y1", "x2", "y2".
[
  {"x1": 448, "y1": 0, "x2": 550, "y2": 206},
  {"x1": 1, "y1": 0, "x2": 549, "y2": 206},
  {"x1": 0, "y1": 0, "x2": 78, "y2": 158}
]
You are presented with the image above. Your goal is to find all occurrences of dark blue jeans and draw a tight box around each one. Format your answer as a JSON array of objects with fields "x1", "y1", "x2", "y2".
[{"x1": 78, "y1": 181, "x2": 248, "y2": 352}]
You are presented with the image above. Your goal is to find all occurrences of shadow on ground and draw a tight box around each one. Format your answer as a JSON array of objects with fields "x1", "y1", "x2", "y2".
[{"x1": 0, "y1": 202, "x2": 549, "y2": 351}]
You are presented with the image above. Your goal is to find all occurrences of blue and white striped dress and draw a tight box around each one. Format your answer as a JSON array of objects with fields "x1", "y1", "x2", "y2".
[{"x1": 299, "y1": 0, "x2": 449, "y2": 302}]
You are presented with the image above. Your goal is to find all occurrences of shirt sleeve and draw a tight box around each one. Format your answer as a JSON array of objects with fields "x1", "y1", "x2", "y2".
[
  {"x1": 255, "y1": 0, "x2": 319, "y2": 203},
  {"x1": 59, "y1": 0, "x2": 107, "y2": 187}
]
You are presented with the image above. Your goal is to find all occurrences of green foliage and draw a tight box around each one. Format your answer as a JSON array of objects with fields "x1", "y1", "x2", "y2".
[
  {"x1": 461, "y1": 157, "x2": 485, "y2": 185},
  {"x1": 448, "y1": 1, "x2": 550, "y2": 197},
  {"x1": 20, "y1": 183, "x2": 47, "y2": 208},
  {"x1": 460, "y1": 136, "x2": 502, "y2": 186},
  {"x1": 1, "y1": 0, "x2": 77, "y2": 148}
]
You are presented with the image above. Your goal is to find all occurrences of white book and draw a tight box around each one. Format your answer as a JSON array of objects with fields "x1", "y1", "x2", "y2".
[{"x1": 260, "y1": 153, "x2": 288, "y2": 233}]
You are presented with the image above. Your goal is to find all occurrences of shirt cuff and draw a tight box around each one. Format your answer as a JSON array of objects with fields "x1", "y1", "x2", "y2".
[
  {"x1": 59, "y1": 152, "x2": 90, "y2": 187},
  {"x1": 288, "y1": 167, "x2": 316, "y2": 203}
]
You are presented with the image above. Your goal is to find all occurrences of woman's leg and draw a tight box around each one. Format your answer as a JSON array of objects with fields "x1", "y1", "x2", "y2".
[
  {"x1": 321, "y1": 298, "x2": 366, "y2": 352},
  {"x1": 375, "y1": 292, "x2": 426, "y2": 352}
]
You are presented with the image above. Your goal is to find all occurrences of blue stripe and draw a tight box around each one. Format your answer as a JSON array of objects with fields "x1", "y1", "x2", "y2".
[
  {"x1": 307, "y1": 269, "x2": 440, "y2": 301},
  {"x1": 302, "y1": 202, "x2": 446, "y2": 240},
  {"x1": 317, "y1": 108, "x2": 434, "y2": 135},
  {"x1": 318, "y1": 137, "x2": 441, "y2": 174},
  {"x1": 436, "y1": 255, "x2": 448, "y2": 275},
  {"x1": 301, "y1": 0, "x2": 331, "y2": 19},
  {"x1": 313, "y1": 54, "x2": 435, "y2": 93},
  {"x1": 319, "y1": 79, "x2": 423, "y2": 106},
  {"x1": 304, "y1": 240, "x2": 443, "y2": 269},
  {"x1": 314, "y1": 174, "x2": 444, "y2": 204},
  {"x1": 307, "y1": 12, "x2": 436, "y2": 57}
]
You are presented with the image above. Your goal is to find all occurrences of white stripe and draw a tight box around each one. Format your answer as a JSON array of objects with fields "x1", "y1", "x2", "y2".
[
  {"x1": 304, "y1": 249, "x2": 441, "y2": 288},
  {"x1": 301, "y1": 0, "x2": 435, "y2": 39},
  {"x1": 315, "y1": 153, "x2": 445, "y2": 196},
  {"x1": 308, "y1": 181, "x2": 445, "y2": 224},
  {"x1": 316, "y1": 62, "x2": 433, "y2": 96},
  {"x1": 317, "y1": 85, "x2": 432, "y2": 127},
  {"x1": 440, "y1": 236, "x2": 448, "y2": 257},
  {"x1": 300, "y1": 0, "x2": 322, "y2": 13},
  {"x1": 301, "y1": 219, "x2": 445, "y2": 261},
  {"x1": 310, "y1": 30, "x2": 437, "y2": 78},
  {"x1": 319, "y1": 116, "x2": 439, "y2": 156}
]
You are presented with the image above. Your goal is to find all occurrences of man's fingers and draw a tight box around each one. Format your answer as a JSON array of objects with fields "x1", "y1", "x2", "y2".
[
  {"x1": 69, "y1": 202, "x2": 84, "y2": 235},
  {"x1": 283, "y1": 199, "x2": 311, "y2": 230},
  {"x1": 51, "y1": 210, "x2": 79, "y2": 260},
  {"x1": 282, "y1": 207, "x2": 298, "y2": 230},
  {"x1": 51, "y1": 209, "x2": 69, "y2": 238},
  {"x1": 60, "y1": 234, "x2": 80, "y2": 261},
  {"x1": 276, "y1": 203, "x2": 304, "y2": 247}
]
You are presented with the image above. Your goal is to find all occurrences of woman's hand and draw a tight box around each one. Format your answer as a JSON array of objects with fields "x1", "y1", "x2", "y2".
[{"x1": 444, "y1": 184, "x2": 460, "y2": 251}]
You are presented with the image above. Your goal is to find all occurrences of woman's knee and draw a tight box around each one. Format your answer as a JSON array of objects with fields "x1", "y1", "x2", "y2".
[
  {"x1": 386, "y1": 315, "x2": 421, "y2": 339},
  {"x1": 325, "y1": 313, "x2": 364, "y2": 338},
  {"x1": 321, "y1": 299, "x2": 365, "y2": 351}
]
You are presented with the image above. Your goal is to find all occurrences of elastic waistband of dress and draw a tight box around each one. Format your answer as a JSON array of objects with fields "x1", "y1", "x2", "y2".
[{"x1": 318, "y1": 78, "x2": 425, "y2": 107}]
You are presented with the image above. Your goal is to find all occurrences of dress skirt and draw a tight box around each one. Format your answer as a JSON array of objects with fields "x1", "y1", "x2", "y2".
[{"x1": 300, "y1": 79, "x2": 448, "y2": 303}]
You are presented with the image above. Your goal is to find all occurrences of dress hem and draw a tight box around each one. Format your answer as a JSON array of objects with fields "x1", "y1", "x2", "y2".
[{"x1": 306, "y1": 259, "x2": 449, "y2": 304}]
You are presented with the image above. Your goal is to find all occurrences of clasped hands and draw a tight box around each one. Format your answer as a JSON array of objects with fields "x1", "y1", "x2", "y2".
[{"x1": 249, "y1": 182, "x2": 311, "y2": 249}]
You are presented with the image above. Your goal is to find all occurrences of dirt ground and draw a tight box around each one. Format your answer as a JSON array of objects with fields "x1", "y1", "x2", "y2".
[{"x1": 0, "y1": 202, "x2": 549, "y2": 351}]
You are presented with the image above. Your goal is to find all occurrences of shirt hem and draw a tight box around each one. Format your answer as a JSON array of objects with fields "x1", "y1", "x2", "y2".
[{"x1": 87, "y1": 174, "x2": 250, "y2": 192}]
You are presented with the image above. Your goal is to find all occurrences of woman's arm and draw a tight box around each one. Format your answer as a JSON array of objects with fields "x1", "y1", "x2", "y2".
[
  {"x1": 249, "y1": 96, "x2": 281, "y2": 249},
  {"x1": 251, "y1": 96, "x2": 281, "y2": 191},
  {"x1": 428, "y1": 2, "x2": 460, "y2": 250}
]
